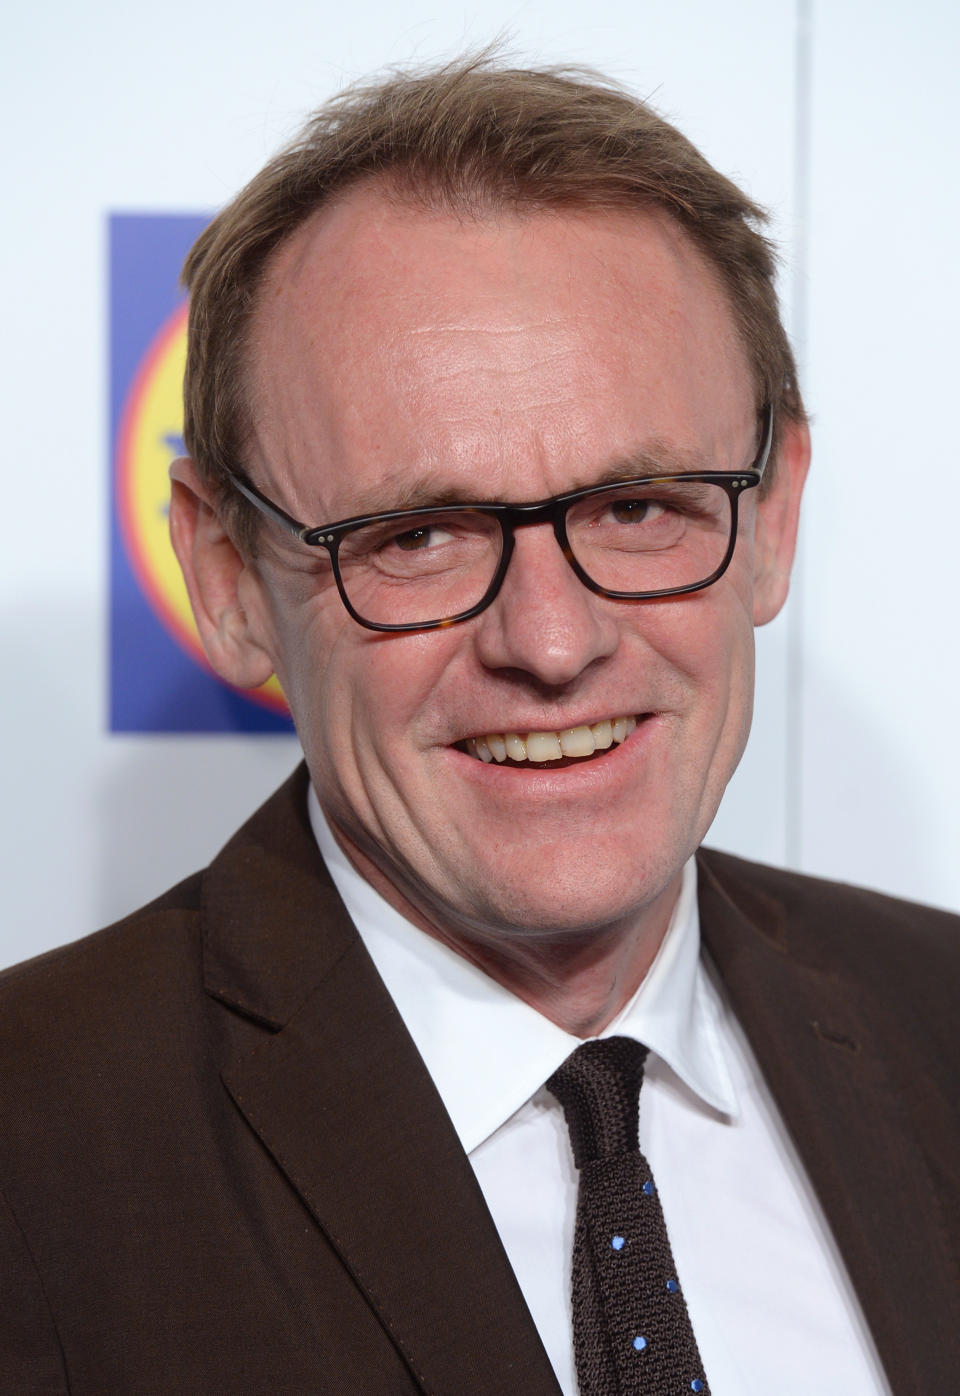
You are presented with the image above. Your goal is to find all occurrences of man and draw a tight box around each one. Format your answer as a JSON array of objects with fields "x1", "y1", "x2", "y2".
[{"x1": 1, "y1": 57, "x2": 957, "y2": 1395}]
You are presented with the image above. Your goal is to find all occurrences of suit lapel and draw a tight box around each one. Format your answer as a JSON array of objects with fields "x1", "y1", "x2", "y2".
[
  {"x1": 698, "y1": 850, "x2": 960, "y2": 1396},
  {"x1": 201, "y1": 770, "x2": 959, "y2": 1393},
  {"x1": 205, "y1": 768, "x2": 560, "y2": 1396}
]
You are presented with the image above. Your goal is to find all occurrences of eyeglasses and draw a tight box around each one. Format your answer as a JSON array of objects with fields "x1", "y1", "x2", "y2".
[{"x1": 226, "y1": 406, "x2": 773, "y2": 633}]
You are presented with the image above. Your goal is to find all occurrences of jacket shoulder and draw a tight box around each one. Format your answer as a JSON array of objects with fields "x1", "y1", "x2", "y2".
[
  {"x1": 0, "y1": 870, "x2": 203, "y2": 1005},
  {"x1": 697, "y1": 847, "x2": 960, "y2": 1055},
  {"x1": 698, "y1": 846, "x2": 960, "y2": 957},
  {"x1": 0, "y1": 872, "x2": 206, "y2": 1118}
]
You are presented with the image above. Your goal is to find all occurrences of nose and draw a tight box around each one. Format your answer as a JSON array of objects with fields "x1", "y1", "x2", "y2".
[{"x1": 471, "y1": 523, "x2": 621, "y2": 687}]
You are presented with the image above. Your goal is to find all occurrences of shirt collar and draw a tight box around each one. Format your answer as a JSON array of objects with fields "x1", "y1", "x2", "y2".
[{"x1": 309, "y1": 786, "x2": 737, "y2": 1153}]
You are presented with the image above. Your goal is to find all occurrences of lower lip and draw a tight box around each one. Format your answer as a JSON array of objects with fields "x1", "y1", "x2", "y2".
[{"x1": 445, "y1": 716, "x2": 657, "y2": 795}]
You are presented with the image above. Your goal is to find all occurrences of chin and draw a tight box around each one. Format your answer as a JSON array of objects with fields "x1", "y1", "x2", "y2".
[{"x1": 442, "y1": 848, "x2": 682, "y2": 945}]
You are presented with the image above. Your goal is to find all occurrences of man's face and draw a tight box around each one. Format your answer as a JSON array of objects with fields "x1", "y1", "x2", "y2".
[{"x1": 200, "y1": 191, "x2": 806, "y2": 949}]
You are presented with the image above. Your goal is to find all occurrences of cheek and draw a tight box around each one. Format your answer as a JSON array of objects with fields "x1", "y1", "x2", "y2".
[
  {"x1": 283, "y1": 613, "x2": 461, "y2": 786},
  {"x1": 639, "y1": 584, "x2": 756, "y2": 769},
  {"x1": 690, "y1": 593, "x2": 757, "y2": 774},
  {"x1": 255, "y1": 583, "x2": 351, "y2": 772},
  {"x1": 643, "y1": 577, "x2": 753, "y2": 682}
]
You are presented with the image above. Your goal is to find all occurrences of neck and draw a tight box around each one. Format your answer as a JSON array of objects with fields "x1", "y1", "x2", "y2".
[{"x1": 327, "y1": 819, "x2": 681, "y2": 1038}]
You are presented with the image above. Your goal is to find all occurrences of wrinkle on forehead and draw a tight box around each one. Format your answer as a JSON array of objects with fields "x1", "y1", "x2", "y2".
[
  {"x1": 245, "y1": 188, "x2": 754, "y2": 516},
  {"x1": 327, "y1": 433, "x2": 747, "y2": 519}
]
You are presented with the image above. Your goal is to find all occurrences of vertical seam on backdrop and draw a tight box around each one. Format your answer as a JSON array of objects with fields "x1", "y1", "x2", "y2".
[{"x1": 787, "y1": 0, "x2": 813, "y2": 869}]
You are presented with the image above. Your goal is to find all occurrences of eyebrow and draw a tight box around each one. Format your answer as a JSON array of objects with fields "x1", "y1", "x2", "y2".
[
  {"x1": 576, "y1": 441, "x2": 718, "y2": 489},
  {"x1": 332, "y1": 439, "x2": 720, "y2": 518}
]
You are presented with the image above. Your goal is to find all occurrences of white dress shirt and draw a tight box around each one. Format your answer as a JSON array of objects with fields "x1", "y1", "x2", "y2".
[{"x1": 309, "y1": 789, "x2": 890, "y2": 1395}]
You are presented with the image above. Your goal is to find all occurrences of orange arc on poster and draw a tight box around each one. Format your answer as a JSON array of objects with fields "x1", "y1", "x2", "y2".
[{"x1": 115, "y1": 301, "x2": 289, "y2": 715}]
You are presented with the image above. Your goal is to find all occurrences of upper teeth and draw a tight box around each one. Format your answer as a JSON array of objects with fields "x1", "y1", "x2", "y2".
[{"x1": 465, "y1": 716, "x2": 637, "y2": 764}]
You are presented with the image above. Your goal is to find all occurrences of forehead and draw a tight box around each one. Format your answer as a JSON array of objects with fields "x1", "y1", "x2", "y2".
[{"x1": 247, "y1": 188, "x2": 754, "y2": 514}]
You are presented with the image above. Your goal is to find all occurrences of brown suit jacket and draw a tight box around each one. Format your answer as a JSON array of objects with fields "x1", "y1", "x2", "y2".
[{"x1": 1, "y1": 766, "x2": 958, "y2": 1393}]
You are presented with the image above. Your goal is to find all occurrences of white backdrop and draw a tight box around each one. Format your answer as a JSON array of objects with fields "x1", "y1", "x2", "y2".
[{"x1": 2, "y1": 0, "x2": 957, "y2": 969}]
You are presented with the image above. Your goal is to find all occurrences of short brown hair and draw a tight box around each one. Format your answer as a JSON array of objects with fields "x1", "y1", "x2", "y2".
[{"x1": 182, "y1": 54, "x2": 804, "y2": 548}]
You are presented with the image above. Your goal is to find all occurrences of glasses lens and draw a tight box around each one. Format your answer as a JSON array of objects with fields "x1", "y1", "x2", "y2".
[
  {"x1": 336, "y1": 509, "x2": 503, "y2": 626},
  {"x1": 565, "y1": 479, "x2": 734, "y2": 594}
]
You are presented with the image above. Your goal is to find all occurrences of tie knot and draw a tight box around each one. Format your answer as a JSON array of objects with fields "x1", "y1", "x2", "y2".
[{"x1": 546, "y1": 1036, "x2": 649, "y2": 1167}]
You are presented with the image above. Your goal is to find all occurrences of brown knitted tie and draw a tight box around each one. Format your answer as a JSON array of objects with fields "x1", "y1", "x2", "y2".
[{"x1": 547, "y1": 1037, "x2": 710, "y2": 1396}]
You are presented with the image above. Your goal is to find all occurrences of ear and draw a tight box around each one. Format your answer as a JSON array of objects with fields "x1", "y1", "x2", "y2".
[
  {"x1": 168, "y1": 458, "x2": 276, "y2": 689},
  {"x1": 752, "y1": 416, "x2": 811, "y2": 626}
]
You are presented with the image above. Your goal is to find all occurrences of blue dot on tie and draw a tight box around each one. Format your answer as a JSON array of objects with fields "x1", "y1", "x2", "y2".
[
  {"x1": 611, "y1": 1234, "x2": 626, "y2": 1251},
  {"x1": 642, "y1": 1180, "x2": 655, "y2": 1196},
  {"x1": 632, "y1": 1336, "x2": 647, "y2": 1352},
  {"x1": 666, "y1": 1278, "x2": 680, "y2": 1293},
  {"x1": 691, "y1": 1381, "x2": 705, "y2": 1392}
]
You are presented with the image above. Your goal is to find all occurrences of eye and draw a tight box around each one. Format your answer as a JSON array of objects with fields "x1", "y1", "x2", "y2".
[
  {"x1": 607, "y1": 498, "x2": 666, "y2": 525},
  {"x1": 391, "y1": 523, "x2": 456, "y2": 552},
  {"x1": 587, "y1": 481, "x2": 725, "y2": 530},
  {"x1": 338, "y1": 511, "x2": 498, "y2": 580}
]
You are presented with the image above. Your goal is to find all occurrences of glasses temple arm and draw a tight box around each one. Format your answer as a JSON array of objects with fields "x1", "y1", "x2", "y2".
[{"x1": 226, "y1": 470, "x2": 315, "y2": 542}]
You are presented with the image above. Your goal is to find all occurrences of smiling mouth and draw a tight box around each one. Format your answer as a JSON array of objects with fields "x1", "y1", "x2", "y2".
[{"x1": 459, "y1": 715, "x2": 641, "y2": 768}]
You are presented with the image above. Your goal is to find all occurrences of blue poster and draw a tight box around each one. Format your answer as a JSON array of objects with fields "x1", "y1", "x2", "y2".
[{"x1": 109, "y1": 214, "x2": 294, "y2": 732}]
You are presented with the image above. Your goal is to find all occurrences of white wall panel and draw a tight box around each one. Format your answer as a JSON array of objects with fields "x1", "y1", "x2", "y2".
[
  {"x1": 4, "y1": 1, "x2": 799, "y2": 968},
  {"x1": 800, "y1": 0, "x2": 960, "y2": 911}
]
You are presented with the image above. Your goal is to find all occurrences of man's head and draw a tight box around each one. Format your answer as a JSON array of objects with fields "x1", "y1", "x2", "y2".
[
  {"x1": 170, "y1": 56, "x2": 809, "y2": 968},
  {"x1": 180, "y1": 57, "x2": 804, "y2": 548}
]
